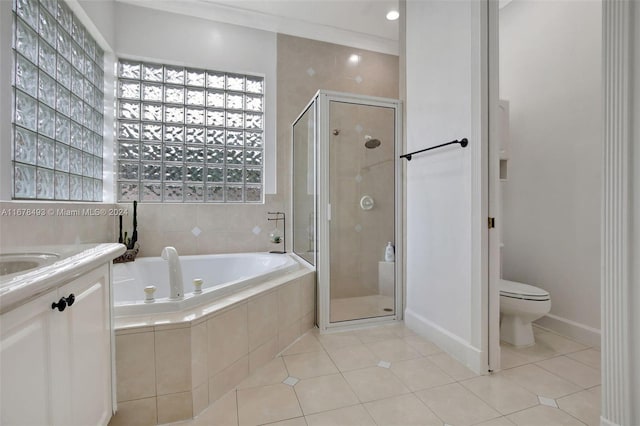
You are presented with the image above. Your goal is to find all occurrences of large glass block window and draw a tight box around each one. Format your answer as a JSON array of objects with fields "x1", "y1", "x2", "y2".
[
  {"x1": 12, "y1": 0, "x2": 105, "y2": 201},
  {"x1": 116, "y1": 60, "x2": 265, "y2": 203}
]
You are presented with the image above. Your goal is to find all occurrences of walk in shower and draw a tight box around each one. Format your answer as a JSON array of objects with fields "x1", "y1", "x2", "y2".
[{"x1": 292, "y1": 90, "x2": 402, "y2": 331}]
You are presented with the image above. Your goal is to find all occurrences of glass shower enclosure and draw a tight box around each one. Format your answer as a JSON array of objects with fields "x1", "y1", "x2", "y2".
[{"x1": 292, "y1": 90, "x2": 402, "y2": 331}]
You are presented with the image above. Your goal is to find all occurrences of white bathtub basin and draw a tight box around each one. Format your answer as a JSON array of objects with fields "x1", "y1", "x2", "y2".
[{"x1": 113, "y1": 252, "x2": 301, "y2": 316}]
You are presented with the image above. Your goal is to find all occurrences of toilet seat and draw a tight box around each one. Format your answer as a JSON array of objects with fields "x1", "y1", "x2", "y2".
[{"x1": 500, "y1": 279, "x2": 550, "y2": 301}]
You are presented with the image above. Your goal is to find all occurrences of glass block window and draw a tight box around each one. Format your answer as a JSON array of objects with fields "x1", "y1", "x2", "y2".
[
  {"x1": 11, "y1": 0, "x2": 105, "y2": 201},
  {"x1": 116, "y1": 60, "x2": 264, "y2": 203}
]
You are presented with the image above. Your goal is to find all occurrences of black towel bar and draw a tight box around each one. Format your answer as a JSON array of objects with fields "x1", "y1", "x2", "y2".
[{"x1": 400, "y1": 138, "x2": 468, "y2": 161}]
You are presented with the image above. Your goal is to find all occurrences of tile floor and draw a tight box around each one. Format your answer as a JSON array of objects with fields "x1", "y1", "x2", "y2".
[
  {"x1": 170, "y1": 323, "x2": 600, "y2": 426},
  {"x1": 330, "y1": 295, "x2": 395, "y2": 322}
]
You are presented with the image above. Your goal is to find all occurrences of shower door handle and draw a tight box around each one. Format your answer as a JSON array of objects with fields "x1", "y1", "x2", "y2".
[{"x1": 327, "y1": 204, "x2": 332, "y2": 221}]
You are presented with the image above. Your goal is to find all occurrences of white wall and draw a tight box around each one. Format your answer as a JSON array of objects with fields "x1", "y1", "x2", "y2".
[
  {"x1": 114, "y1": 2, "x2": 277, "y2": 194},
  {"x1": 73, "y1": 0, "x2": 115, "y2": 50},
  {"x1": 631, "y1": 0, "x2": 640, "y2": 421},
  {"x1": 499, "y1": 1, "x2": 602, "y2": 345},
  {"x1": 404, "y1": 0, "x2": 487, "y2": 372}
]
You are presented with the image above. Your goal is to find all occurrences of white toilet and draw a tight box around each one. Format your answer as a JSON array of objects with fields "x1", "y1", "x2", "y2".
[{"x1": 499, "y1": 279, "x2": 551, "y2": 347}]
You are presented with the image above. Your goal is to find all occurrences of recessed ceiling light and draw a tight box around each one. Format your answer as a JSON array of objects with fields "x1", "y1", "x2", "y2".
[{"x1": 386, "y1": 10, "x2": 399, "y2": 21}]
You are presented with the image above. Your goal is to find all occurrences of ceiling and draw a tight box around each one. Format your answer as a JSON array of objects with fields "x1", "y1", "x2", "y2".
[{"x1": 118, "y1": 0, "x2": 400, "y2": 55}]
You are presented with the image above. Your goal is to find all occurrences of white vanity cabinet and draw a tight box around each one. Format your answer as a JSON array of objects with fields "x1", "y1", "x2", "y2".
[{"x1": 1, "y1": 264, "x2": 112, "y2": 426}]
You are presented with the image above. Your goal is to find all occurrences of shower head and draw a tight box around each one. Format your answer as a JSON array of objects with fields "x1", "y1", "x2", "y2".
[{"x1": 364, "y1": 138, "x2": 381, "y2": 149}]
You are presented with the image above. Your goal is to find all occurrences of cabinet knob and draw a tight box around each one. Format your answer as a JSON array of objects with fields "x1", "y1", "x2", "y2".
[
  {"x1": 51, "y1": 297, "x2": 67, "y2": 312},
  {"x1": 66, "y1": 293, "x2": 75, "y2": 307}
]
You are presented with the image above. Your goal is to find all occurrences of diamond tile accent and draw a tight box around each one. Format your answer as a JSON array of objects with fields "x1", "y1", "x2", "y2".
[
  {"x1": 538, "y1": 395, "x2": 558, "y2": 408},
  {"x1": 191, "y1": 226, "x2": 202, "y2": 237},
  {"x1": 377, "y1": 360, "x2": 391, "y2": 369},
  {"x1": 252, "y1": 225, "x2": 262, "y2": 235},
  {"x1": 355, "y1": 174, "x2": 362, "y2": 183},
  {"x1": 306, "y1": 67, "x2": 316, "y2": 77},
  {"x1": 283, "y1": 376, "x2": 299, "y2": 386},
  {"x1": 355, "y1": 75, "x2": 363, "y2": 84},
  {"x1": 354, "y1": 224, "x2": 362, "y2": 233},
  {"x1": 355, "y1": 124, "x2": 363, "y2": 133}
]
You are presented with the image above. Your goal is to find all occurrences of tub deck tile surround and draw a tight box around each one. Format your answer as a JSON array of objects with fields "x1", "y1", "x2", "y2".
[
  {"x1": 114, "y1": 267, "x2": 312, "y2": 331},
  {"x1": 109, "y1": 267, "x2": 315, "y2": 425}
]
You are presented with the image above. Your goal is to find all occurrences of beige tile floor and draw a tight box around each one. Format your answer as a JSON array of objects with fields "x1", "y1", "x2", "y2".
[
  {"x1": 330, "y1": 295, "x2": 395, "y2": 322},
  {"x1": 170, "y1": 323, "x2": 600, "y2": 426}
]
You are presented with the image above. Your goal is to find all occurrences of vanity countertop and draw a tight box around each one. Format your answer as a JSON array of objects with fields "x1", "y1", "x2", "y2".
[{"x1": 0, "y1": 243, "x2": 126, "y2": 314}]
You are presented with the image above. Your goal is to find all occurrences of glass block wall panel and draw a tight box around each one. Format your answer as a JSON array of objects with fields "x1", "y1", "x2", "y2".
[
  {"x1": 116, "y1": 59, "x2": 264, "y2": 203},
  {"x1": 11, "y1": 0, "x2": 104, "y2": 201}
]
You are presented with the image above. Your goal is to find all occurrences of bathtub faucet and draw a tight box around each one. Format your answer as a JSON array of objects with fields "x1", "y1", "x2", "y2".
[{"x1": 161, "y1": 246, "x2": 184, "y2": 300}]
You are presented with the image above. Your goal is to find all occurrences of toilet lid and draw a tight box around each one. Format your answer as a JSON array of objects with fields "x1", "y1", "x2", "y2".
[{"x1": 500, "y1": 279, "x2": 550, "y2": 301}]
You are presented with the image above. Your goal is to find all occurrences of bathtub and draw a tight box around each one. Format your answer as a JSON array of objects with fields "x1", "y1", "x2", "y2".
[{"x1": 112, "y1": 252, "x2": 300, "y2": 316}]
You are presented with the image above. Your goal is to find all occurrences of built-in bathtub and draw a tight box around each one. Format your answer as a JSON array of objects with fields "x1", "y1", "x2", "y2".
[
  {"x1": 110, "y1": 252, "x2": 315, "y2": 425},
  {"x1": 112, "y1": 252, "x2": 299, "y2": 316}
]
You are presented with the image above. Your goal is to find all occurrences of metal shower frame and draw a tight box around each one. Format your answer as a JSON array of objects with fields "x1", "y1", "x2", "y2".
[{"x1": 291, "y1": 90, "x2": 404, "y2": 333}]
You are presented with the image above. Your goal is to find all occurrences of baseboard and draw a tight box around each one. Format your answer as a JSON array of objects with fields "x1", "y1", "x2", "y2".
[
  {"x1": 599, "y1": 417, "x2": 620, "y2": 426},
  {"x1": 404, "y1": 308, "x2": 486, "y2": 374},
  {"x1": 534, "y1": 314, "x2": 601, "y2": 348}
]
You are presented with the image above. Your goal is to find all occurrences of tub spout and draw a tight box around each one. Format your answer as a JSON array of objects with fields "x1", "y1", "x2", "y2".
[{"x1": 161, "y1": 246, "x2": 184, "y2": 300}]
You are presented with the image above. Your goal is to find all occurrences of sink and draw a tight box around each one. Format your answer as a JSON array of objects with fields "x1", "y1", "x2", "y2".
[{"x1": 0, "y1": 253, "x2": 60, "y2": 277}]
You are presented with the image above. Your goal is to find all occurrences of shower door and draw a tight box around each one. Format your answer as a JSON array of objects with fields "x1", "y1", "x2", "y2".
[
  {"x1": 292, "y1": 101, "x2": 316, "y2": 267},
  {"x1": 327, "y1": 101, "x2": 396, "y2": 323},
  {"x1": 292, "y1": 91, "x2": 401, "y2": 331},
  {"x1": 317, "y1": 92, "x2": 402, "y2": 330}
]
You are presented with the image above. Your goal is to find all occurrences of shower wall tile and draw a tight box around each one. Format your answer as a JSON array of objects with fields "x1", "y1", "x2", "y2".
[
  {"x1": 278, "y1": 34, "x2": 398, "y2": 299},
  {"x1": 327, "y1": 102, "x2": 396, "y2": 299}
]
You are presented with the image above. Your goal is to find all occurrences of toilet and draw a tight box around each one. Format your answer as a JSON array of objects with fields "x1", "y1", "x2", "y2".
[{"x1": 499, "y1": 279, "x2": 551, "y2": 347}]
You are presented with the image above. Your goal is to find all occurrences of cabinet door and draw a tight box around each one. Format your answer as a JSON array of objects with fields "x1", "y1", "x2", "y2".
[
  {"x1": 58, "y1": 265, "x2": 112, "y2": 426},
  {"x1": 0, "y1": 290, "x2": 58, "y2": 425}
]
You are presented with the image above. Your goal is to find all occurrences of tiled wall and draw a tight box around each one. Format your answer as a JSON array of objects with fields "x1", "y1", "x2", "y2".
[
  {"x1": 328, "y1": 103, "x2": 396, "y2": 298},
  {"x1": 277, "y1": 34, "x2": 399, "y2": 297},
  {"x1": 109, "y1": 270, "x2": 315, "y2": 425},
  {"x1": 125, "y1": 34, "x2": 399, "y2": 258},
  {"x1": 117, "y1": 197, "x2": 284, "y2": 257},
  {"x1": 0, "y1": 201, "x2": 115, "y2": 249}
]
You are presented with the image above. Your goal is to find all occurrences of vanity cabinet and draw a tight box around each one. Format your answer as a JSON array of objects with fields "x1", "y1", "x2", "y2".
[{"x1": 0, "y1": 264, "x2": 112, "y2": 426}]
